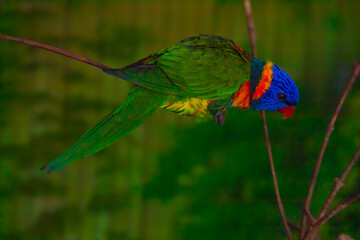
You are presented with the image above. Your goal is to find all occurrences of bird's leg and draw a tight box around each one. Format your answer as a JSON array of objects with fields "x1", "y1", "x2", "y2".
[
  {"x1": 213, "y1": 111, "x2": 226, "y2": 126},
  {"x1": 209, "y1": 100, "x2": 232, "y2": 126}
]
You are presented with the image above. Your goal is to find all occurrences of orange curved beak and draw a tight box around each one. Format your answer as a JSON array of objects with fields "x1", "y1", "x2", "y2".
[{"x1": 277, "y1": 106, "x2": 295, "y2": 119}]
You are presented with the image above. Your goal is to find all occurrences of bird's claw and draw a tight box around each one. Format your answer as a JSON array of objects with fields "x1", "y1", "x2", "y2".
[{"x1": 214, "y1": 112, "x2": 225, "y2": 126}]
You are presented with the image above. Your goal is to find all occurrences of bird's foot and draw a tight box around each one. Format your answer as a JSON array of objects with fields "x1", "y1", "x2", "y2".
[{"x1": 214, "y1": 111, "x2": 225, "y2": 126}]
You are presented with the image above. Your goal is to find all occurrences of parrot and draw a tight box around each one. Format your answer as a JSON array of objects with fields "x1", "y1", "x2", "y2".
[{"x1": 41, "y1": 34, "x2": 299, "y2": 173}]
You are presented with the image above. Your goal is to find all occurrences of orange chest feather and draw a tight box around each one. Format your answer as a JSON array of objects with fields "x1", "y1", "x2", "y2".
[{"x1": 232, "y1": 80, "x2": 250, "y2": 109}]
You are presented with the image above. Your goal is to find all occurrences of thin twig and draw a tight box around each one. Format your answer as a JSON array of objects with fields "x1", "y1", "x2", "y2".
[
  {"x1": 287, "y1": 220, "x2": 322, "y2": 240},
  {"x1": 304, "y1": 62, "x2": 360, "y2": 211},
  {"x1": 303, "y1": 192, "x2": 360, "y2": 240},
  {"x1": 0, "y1": 33, "x2": 111, "y2": 70},
  {"x1": 244, "y1": 0, "x2": 256, "y2": 58},
  {"x1": 299, "y1": 214, "x2": 307, "y2": 239},
  {"x1": 318, "y1": 146, "x2": 360, "y2": 218},
  {"x1": 287, "y1": 219, "x2": 300, "y2": 233},
  {"x1": 243, "y1": 1, "x2": 293, "y2": 239},
  {"x1": 316, "y1": 191, "x2": 360, "y2": 227},
  {"x1": 300, "y1": 61, "x2": 360, "y2": 239},
  {"x1": 304, "y1": 208, "x2": 315, "y2": 224},
  {"x1": 261, "y1": 111, "x2": 293, "y2": 240}
]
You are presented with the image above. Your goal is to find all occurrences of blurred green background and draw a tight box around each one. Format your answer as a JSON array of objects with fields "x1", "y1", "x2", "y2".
[{"x1": 0, "y1": 0, "x2": 359, "y2": 239}]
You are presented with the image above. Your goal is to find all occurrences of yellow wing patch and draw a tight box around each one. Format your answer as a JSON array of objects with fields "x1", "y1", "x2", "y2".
[{"x1": 162, "y1": 98, "x2": 210, "y2": 118}]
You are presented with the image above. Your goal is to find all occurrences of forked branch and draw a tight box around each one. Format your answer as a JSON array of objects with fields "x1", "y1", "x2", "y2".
[
  {"x1": 318, "y1": 146, "x2": 360, "y2": 218},
  {"x1": 314, "y1": 191, "x2": 360, "y2": 230},
  {"x1": 304, "y1": 62, "x2": 360, "y2": 213},
  {"x1": 304, "y1": 191, "x2": 360, "y2": 240},
  {"x1": 300, "y1": 62, "x2": 360, "y2": 239}
]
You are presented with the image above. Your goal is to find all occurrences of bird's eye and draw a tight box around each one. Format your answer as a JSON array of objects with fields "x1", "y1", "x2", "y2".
[{"x1": 278, "y1": 93, "x2": 286, "y2": 102}]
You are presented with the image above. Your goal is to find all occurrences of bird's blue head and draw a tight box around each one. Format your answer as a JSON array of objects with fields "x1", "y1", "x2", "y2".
[{"x1": 249, "y1": 58, "x2": 299, "y2": 118}]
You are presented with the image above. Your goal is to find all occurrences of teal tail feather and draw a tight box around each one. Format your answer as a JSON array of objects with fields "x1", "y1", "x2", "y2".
[{"x1": 41, "y1": 86, "x2": 169, "y2": 173}]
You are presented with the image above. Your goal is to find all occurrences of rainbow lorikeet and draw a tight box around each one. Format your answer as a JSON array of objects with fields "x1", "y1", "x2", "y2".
[{"x1": 41, "y1": 35, "x2": 299, "y2": 173}]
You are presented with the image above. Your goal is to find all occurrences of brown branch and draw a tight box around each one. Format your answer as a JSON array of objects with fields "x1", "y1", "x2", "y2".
[
  {"x1": 304, "y1": 208, "x2": 315, "y2": 224},
  {"x1": 244, "y1": 0, "x2": 257, "y2": 58},
  {"x1": 300, "y1": 61, "x2": 360, "y2": 239},
  {"x1": 243, "y1": 1, "x2": 293, "y2": 239},
  {"x1": 287, "y1": 219, "x2": 322, "y2": 240},
  {"x1": 261, "y1": 111, "x2": 293, "y2": 240},
  {"x1": 287, "y1": 219, "x2": 300, "y2": 233},
  {"x1": 303, "y1": 192, "x2": 360, "y2": 240},
  {"x1": 299, "y1": 214, "x2": 307, "y2": 239},
  {"x1": 317, "y1": 191, "x2": 360, "y2": 228},
  {"x1": 317, "y1": 146, "x2": 360, "y2": 219},
  {"x1": 304, "y1": 62, "x2": 360, "y2": 210},
  {"x1": 0, "y1": 33, "x2": 111, "y2": 70}
]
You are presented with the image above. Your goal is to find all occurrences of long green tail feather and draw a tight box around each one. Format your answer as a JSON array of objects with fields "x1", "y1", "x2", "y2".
[{"x1": 41, "y1": 86, "x2": 169, "y2": 173}]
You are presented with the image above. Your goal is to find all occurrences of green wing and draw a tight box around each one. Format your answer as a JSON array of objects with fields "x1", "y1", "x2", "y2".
[{"x1": 105, "y1": 35, "x2": 251, "y2": 101}]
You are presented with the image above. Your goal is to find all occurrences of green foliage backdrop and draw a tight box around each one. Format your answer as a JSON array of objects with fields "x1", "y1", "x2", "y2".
[{"x1": 0, "y1": 0, "x2": 359, "y2": 239}]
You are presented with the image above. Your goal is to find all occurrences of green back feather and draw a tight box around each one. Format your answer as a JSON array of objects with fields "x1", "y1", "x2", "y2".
[{"x1": 105, "y1": 35, "x2": 251, "y2": 100}]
